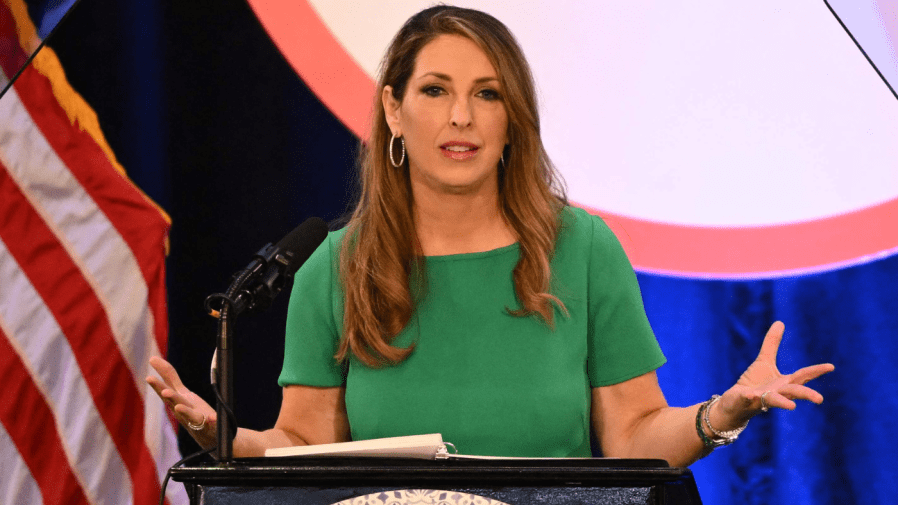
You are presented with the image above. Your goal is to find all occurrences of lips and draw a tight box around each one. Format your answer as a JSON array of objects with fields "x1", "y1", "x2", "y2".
[{"x1": 440, "y1": 141, "x2": 479, "y2": 160}]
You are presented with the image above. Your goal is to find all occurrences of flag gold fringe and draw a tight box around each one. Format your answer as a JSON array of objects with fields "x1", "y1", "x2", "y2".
[{"x1": 4, "y1": 0, "x2": 173, "y2": 253}]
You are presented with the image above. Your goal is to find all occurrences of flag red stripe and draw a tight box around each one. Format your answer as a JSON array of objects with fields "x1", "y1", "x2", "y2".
[
  {"x1": 0, "y1": 168, "x2": 161, "y2": 504},
  {"x1": 12, "y1": 65, "x2": 171, "y2": 358},
  {"x1": 0, "y1": 329, "x2": 90, "y2": 505},
  {"x1": 0, "y1": 2, "x2": 28, "y2": 80},
  {"x1": 15, "y1": 54, "x2": 182, "y2": 447}
]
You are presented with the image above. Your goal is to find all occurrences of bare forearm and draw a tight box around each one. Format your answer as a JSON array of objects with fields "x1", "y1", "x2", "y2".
[
  {"x1": 619, "y1": 404, "x2": 708, "y2": 468},
  {"x1": 231, "y1": 427, "x2": 308, "y2": 458},
  {"x1": 593, "y1": 324, "x2": 834, "y2": 468},
  {"x1": 231, "y1": 386, "x2": 350, "y2": 457}
]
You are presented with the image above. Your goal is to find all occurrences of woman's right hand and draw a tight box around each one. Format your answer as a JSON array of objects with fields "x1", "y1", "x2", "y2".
[{"x1": 147, "y1": 356, "x2": 218, "y2": 449}]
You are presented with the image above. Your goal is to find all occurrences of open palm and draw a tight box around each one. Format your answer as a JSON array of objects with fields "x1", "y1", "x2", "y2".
[
  {"x1": 717, "y1": 321, "x2": 835, "y2": 425},
  {"x1": 147, "y1": 356, "x2": 218, "y2": 449}
]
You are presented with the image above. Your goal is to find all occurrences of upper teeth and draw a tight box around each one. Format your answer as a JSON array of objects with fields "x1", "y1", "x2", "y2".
[{"x1": 445, "y1": 146, "x2": 474, "y2": 152}]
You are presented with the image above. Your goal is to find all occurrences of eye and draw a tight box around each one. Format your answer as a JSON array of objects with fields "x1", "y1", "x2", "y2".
[
  {"x1": 422, "y1": 85, "x2": 445, "y2": 97},
  {"x1": 477, "y1": 88, "x2": 502, "y2": 101}
]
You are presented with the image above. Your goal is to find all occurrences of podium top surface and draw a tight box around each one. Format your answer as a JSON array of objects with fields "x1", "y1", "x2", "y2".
[{"x1": 170, "y1": 457, "x2": 693, "y2": 488}]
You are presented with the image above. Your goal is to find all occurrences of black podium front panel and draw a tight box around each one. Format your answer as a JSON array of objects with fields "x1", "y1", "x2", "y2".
[
  {"x1": 171, "y1": 457, "x2": 701, "y2": 505},
  {"x1": 198, "y1": 485, "x2": 657, "y2": 505}
]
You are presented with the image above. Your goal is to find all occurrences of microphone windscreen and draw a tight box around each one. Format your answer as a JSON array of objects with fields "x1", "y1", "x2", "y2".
[{"x1": 277, "y1": 217, "x2": 329, "y2": 275}]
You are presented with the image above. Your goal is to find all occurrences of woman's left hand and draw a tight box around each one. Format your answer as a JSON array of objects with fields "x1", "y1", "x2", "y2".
[{"x1": 712, "y1": 321, "x2": 835, "y2": 429}]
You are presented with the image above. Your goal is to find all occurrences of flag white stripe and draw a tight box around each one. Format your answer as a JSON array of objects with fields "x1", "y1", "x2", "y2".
[
  {"x1": 0, "y1": 86, "x2": 161, "y2": 391},
  {"x1": 0, "y1": 422, "x2": 43, "y2": 505},
  {"x1": 0, "y1": 82, "x2": 185, "y2": 498},
  {"x1": 0, "y1": 238, "x2": 132, "y2": 505},
  {"x1": 146, "y1": 387, "x2": 190, "y2": 504}
]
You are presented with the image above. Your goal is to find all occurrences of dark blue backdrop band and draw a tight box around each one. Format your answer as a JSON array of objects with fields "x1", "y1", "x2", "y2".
[{"x1": 643, "y1": 254, "x2": 897, "y2": 503}]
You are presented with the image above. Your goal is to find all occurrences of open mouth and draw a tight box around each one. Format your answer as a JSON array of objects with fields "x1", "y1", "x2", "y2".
[{"x1": 440, "y1": 142, "x2": 479, "y2": 160}]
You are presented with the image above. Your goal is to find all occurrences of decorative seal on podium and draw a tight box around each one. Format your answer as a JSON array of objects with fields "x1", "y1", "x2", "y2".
[{"x1": 332, "y1": 489, "x2": 510, "y2": 505}]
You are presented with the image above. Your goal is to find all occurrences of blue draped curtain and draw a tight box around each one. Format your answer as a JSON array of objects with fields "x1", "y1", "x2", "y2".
[{"x1": 643, "y1": 253, "x2": 898, "y2": 503}]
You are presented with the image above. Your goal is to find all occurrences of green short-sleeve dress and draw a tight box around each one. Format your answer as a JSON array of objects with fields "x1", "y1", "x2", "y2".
[{"x1": 278, "y1": 206, "x2": 665, "y2": 457}]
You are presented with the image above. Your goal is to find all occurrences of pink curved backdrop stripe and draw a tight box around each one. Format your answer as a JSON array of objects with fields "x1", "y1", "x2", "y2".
[
  {"x1": 247, "y1": 0, "x2": 898, "y2": 278},
  {"x1": 584, "y1": 200, "x2": 898, "y2": 278},
  {"x1": 246, "y1": 0, "x2": 374, "y2": 140}
]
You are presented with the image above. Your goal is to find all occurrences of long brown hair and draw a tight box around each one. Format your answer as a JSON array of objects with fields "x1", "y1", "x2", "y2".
[{"x1": 337, "y1": 6, "x2": 567, "y2": 367}]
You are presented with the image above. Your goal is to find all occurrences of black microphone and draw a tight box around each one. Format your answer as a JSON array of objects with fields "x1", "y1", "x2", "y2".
[
  {"x1": 228, "y1": 217, "x2": 328, "y2": 314},
  {"x1": 208, "y1": 217, "x2": 327, "y2": 464}
]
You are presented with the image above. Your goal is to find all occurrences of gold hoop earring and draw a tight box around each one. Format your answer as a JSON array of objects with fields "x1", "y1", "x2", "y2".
[{"x1": 389, "y1": 133, "x2": 406, "y2": 167}]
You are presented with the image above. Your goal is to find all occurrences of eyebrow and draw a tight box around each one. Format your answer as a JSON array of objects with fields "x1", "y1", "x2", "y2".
[{"x1": 418, "y1": 72, "x2": 499, "y2": 84}]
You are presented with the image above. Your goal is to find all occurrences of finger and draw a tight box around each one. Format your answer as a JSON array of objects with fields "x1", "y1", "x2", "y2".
[
  {"x1": 763, "y1": 390, "x2": 797, "y2": 411},
  {"x1": 757, "y1": 321, "x2": 785, "y2": 363},
  {"x1": 146, "y1": 377, "x2": 183, "y2": 414},
  {"x1": 172, "y1": 404, "x2": 203, "y2": 428},
  {"x1": 777, "y1": 383, "x2": 825, "y2": 404},
  {"x1": 148, "y1": 356, "x2": 186, "y2": 391},
  {"x1": 174, "y1": 404, "x2": 216, "y2": 428},
  {"x1": 146, "y1": 375, "x2": 167, "y2": 399},
  {"x1": 790, "y1": 363, "x2": 835, "y2": 384},
  {"x1": 160, "y1": 388, "x2": 194, "y2": 409}
]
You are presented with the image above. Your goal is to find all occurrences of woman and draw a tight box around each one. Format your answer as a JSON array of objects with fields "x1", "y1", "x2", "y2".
[{"x1": 148, "y1": 6, "x2": 833, "y2": 466}]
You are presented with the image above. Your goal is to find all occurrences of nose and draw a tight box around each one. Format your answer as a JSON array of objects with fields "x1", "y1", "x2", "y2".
[{"x1": 449, "y1": 96, "x2": 473, "y2": 128}]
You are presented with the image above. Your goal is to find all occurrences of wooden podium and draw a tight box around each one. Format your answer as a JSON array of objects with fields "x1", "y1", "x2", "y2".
[{"x1": 170, "y1": 457, "x2": 702, "y2": 504}]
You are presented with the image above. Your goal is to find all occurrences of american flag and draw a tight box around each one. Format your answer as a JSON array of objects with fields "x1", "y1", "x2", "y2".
[{"x1": 0, "y1": 1, "x2": 185, "y2": 503}]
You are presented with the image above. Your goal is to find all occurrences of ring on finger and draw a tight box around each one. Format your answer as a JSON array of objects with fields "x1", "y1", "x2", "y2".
[
  {"x1": 760, "y1": 391, "x2": 771, "y2": 413},
  {"x1": 187, "y1": 413, "x2": 207, "y2": 431}
]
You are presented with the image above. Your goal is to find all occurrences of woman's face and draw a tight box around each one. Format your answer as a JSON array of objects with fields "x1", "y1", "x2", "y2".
[{"x1": 383, "y1": 34, "x2": 509, "y2": 197}]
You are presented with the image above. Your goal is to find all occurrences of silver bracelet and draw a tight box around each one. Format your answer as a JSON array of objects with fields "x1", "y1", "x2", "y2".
[{"x1": 702, "y1": 395, "x2": 749, "y2": 445}]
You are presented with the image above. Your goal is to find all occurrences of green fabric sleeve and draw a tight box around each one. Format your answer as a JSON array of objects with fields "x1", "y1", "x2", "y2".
[
  {"x1": 278, "y1": 230, "x2": 347, "y2": 387},
  {"x1": 585, "y1": 213, "x2": 666, "y2": 386}
]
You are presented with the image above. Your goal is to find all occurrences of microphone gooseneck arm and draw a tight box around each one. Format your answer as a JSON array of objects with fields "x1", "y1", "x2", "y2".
[{"x1": 205, "y1": 217, "x2": 328, "y2": 465}]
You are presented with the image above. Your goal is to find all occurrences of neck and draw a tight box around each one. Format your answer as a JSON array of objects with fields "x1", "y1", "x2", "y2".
[{"x1": 412, "y1": 182, "x2": 516, "y2": 256}]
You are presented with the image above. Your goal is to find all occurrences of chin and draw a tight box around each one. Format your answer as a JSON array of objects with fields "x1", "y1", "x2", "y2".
[
  {"x1": 436, "y1": 175, "x2": 496, "y2": 195},
  {"x1": 412, "y1": 161, "x2": 498, "y2": 196}
]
